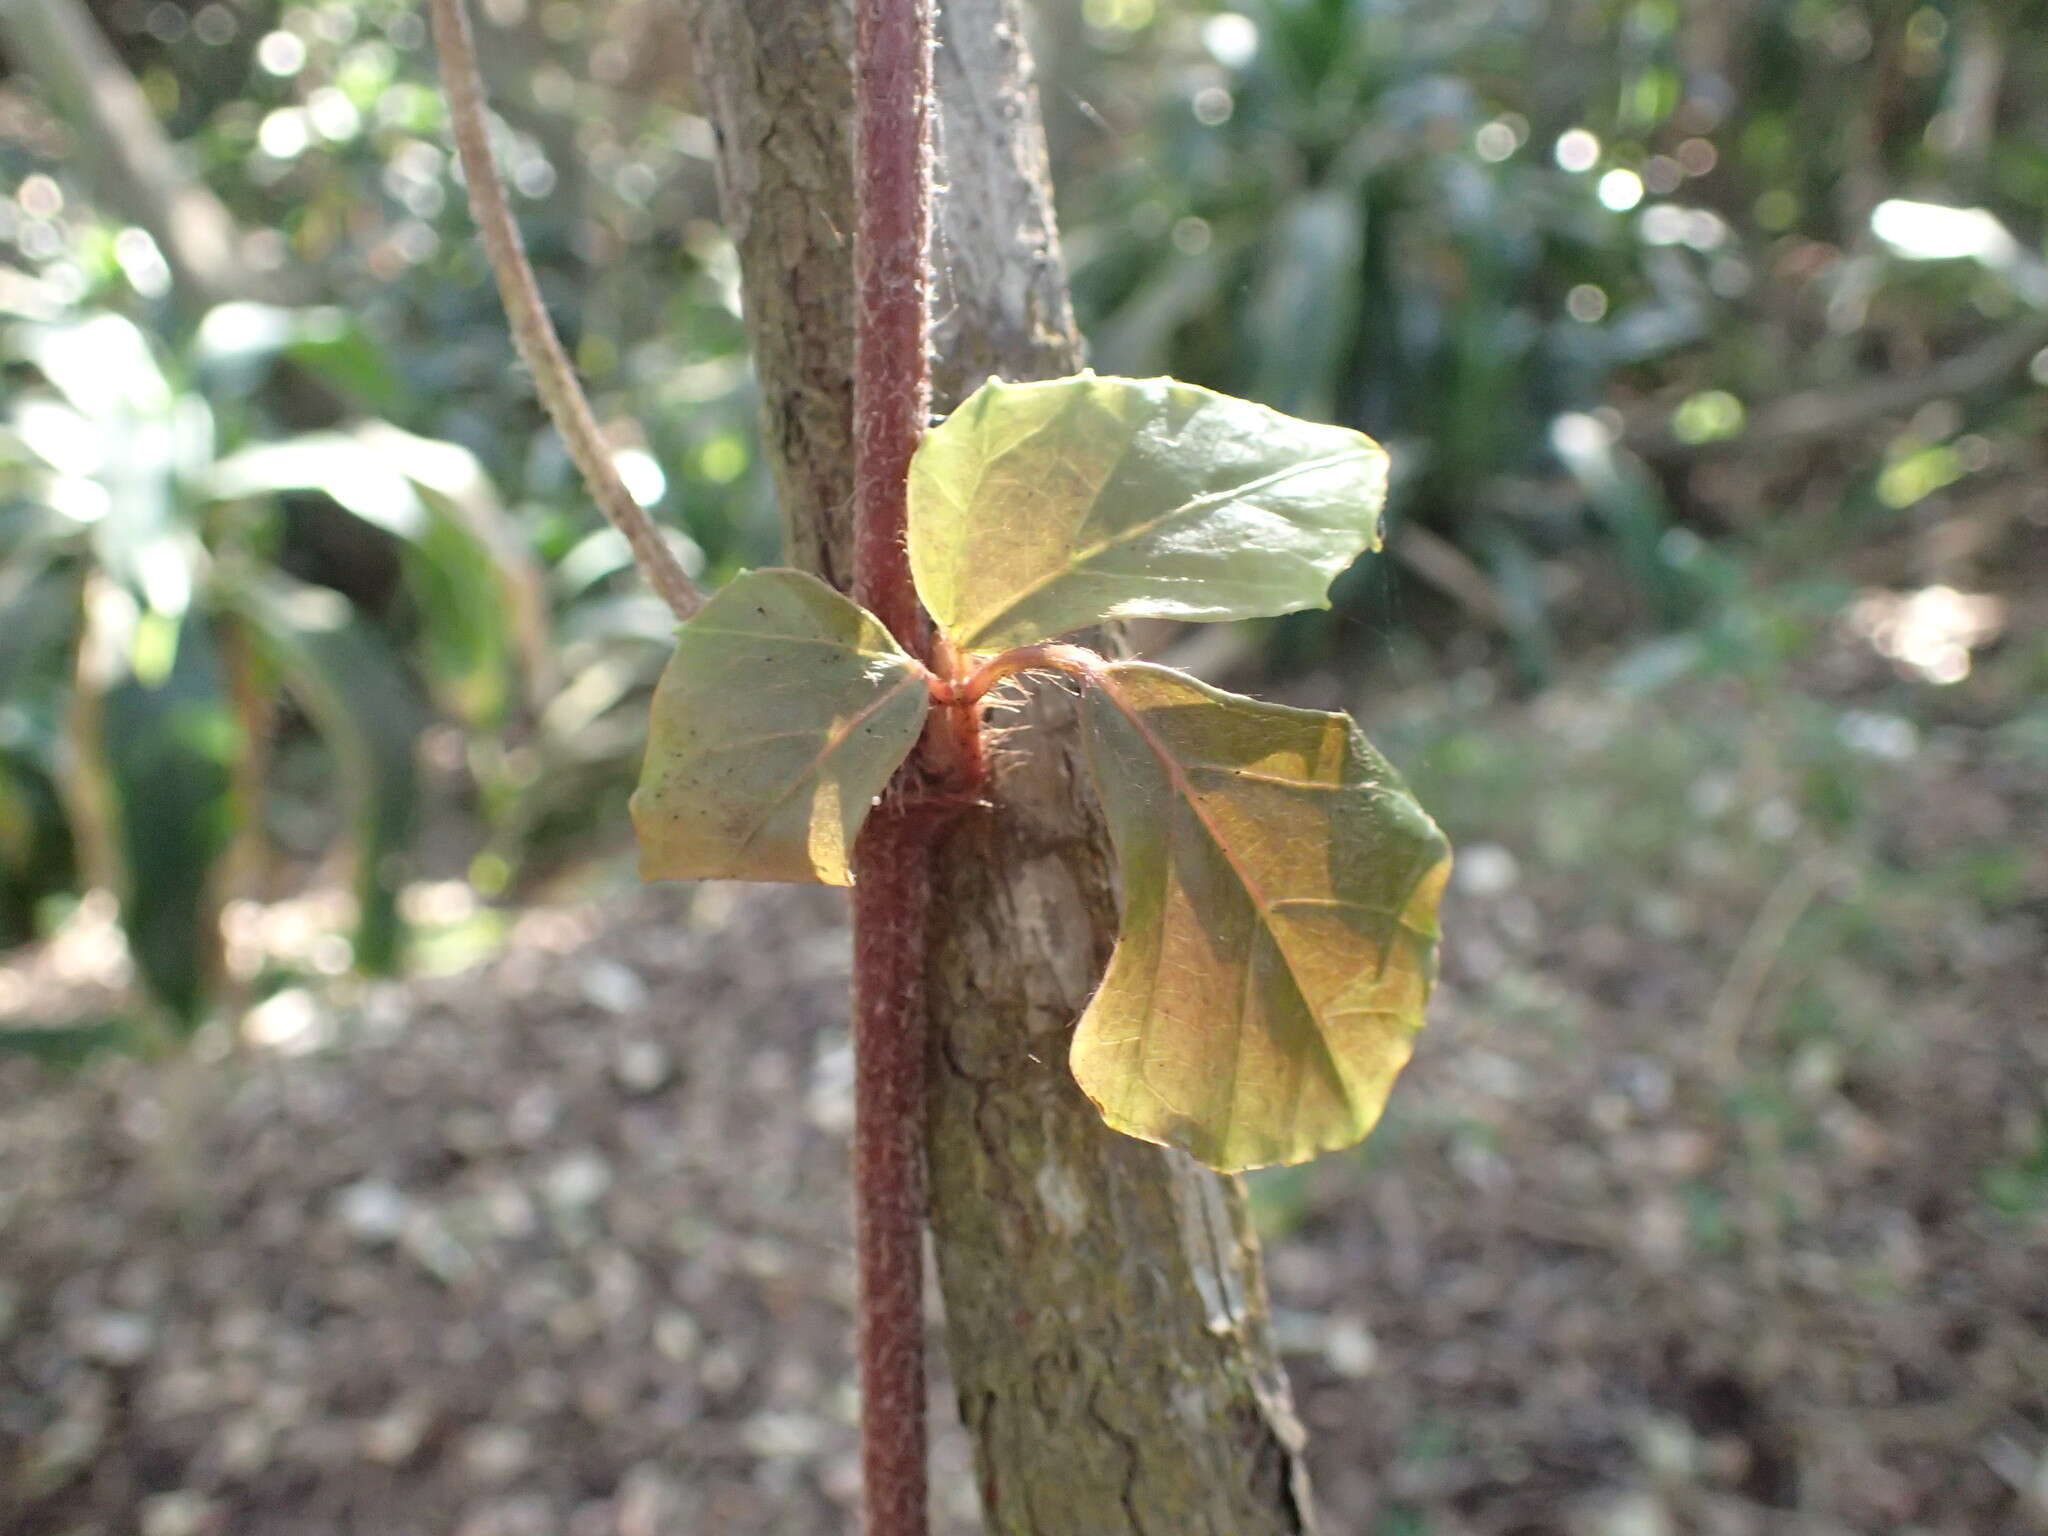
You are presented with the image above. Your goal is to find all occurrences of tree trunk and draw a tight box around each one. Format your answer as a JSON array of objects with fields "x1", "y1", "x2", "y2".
[{"x1": 684, "y1": 3, "x2": 1317, "y2": 1529}]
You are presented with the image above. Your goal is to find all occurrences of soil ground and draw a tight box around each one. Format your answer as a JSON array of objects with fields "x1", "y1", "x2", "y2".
[{"x1": 2, "y1": 586, "x2": 2044, "y2": 1536}]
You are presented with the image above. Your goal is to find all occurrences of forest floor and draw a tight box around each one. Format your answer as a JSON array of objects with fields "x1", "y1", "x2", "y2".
[{"x1": 2, "y1": 573, "x2": 2044, "y2": 1536}]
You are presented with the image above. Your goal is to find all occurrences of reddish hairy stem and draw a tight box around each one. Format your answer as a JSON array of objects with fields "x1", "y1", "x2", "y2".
[
  {"x1": 925, "y1": 635, "x2": 987, "y2": 797},
  {"x1": 850, "y1": 809, "x2": 932, "y2": 1536},
  {"x1": 851, "y1": 0, "x2": 937, "y2": 1532},
  {"x1": 852, "y1": 0, "x2": 935, "y2": 656}
]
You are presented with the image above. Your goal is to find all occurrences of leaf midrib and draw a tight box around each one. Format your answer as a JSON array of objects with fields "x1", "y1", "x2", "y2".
[
  {"x1": 724, "y1": 663, "x2": 925, "y2": 867},
  {"x1": 954, "y1": 445, "x2": 1379, "y2": 648},
  {"x1": 1093, "y1": 670, "x2": 1360, "y2": 1135}
]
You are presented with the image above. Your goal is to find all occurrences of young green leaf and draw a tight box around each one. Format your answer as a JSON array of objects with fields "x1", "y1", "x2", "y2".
[
  {"x1": 631, "y1": 569, "x2": 929, "y2": 886},
  {"x1": 908, "y1": 374, "x2": 1389, "y2": 652},
  {"x1": 1072, "y1": 662, "x2": 1450, "y2": 1172}
]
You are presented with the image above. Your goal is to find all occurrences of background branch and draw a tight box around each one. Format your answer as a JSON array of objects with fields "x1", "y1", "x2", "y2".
[
  {"x1": 1630, "y1": 312, "x2": 2048, "y2": 462},
  {"x1": 429, "y1": 0, "x2": 702, "y2": 622},
  {"x1": 0, "y1": 0, "x2": 267, "y2": 313}
]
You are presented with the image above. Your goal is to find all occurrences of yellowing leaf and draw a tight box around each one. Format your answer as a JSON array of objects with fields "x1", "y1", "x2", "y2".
[
  {"x1": 1072, "y1": 662, "x2": 1450, "y2": 1172},
  {"x1": 908, "y1": 374, "x2": 1390, "y2": 652},
  {"x1": 630, "y1": 569, "x2": 929, "y2": 886}
]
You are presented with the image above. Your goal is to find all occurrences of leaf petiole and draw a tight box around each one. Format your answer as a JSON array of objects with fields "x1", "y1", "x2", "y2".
[{"x1": 936, "y1": 642, "x2": 1107, "y2": 706}]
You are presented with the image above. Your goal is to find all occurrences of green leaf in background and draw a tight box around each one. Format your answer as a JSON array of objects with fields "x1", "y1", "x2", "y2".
[
  {"x1": 0, "y1": 751, "x2": 75, "y2": 950},
  {"x1": 359, "y1": 423, "x2": 552, "y2": 721},
  {"x1": 13, "y1": 313, "x2": 209, "y2": 637},
  {"x1": 907, "y1": 374, "x2": 1389, "y2": 653},
  {"x1": 78, "y1": 603, "x2": 241, "y2": 1027},
  {"x1": 1072, "y1": 662, "x2": 1450, "y2": 1172},
  {"x1": 0, "y1": 554, "x2": 83, "y2": 727},
  {"x1": 226, "y1": 574, "x2": 428, "y2": 974},
  {"x1": 193, "y1": 303, "x2": 410, "y2": 416},
  {"x1": 0, "y1": 1020, "x2": 142, "y2": 1068},
  {"x1": 631, "y1": 569, "x2": 929, "y2": 886},
  {"x1": 1244, "y1": 192, "x2": 1364, "y2": 424},
  {"x1": 209, "y1": 423, "x2": 547, "y2": 726}
]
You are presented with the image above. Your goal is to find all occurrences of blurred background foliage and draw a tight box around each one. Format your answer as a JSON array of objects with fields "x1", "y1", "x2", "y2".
[{"x1": 0, "y1": 0, "x2": 2043, "y2": 1042}]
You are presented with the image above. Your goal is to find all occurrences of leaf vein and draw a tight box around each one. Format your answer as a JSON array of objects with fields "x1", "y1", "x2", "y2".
[
  {"x1": 957, "y1": 445, "x2": 1378, "y2": 646},
  {"x1": 725, "y1": 672, "x2": 924, "y2": 864}
]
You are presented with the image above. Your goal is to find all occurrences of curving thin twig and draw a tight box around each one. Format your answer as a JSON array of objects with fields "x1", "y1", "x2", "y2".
[{"x1": 428, "y1": 0, "x2": 702, "y2": 621}]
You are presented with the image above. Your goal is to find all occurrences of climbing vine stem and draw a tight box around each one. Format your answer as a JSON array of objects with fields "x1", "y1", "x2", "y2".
[{"x1": 850, "y1": 0, "x2": 940, "y2": 1530}]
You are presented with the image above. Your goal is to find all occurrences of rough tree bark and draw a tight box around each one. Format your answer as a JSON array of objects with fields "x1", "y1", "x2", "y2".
[{"x1": 683, "y1": 2, "x2": 1317, "y2": 1529}]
